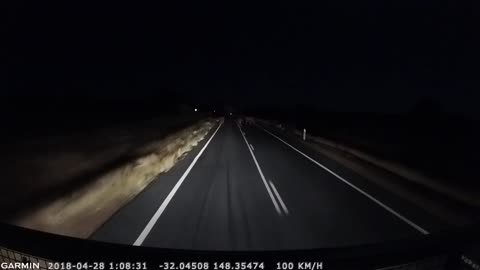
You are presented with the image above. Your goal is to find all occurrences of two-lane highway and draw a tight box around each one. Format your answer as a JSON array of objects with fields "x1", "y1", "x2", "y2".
[{"x1": 92, "y1": 118, "x2": 440, "y2": 250}]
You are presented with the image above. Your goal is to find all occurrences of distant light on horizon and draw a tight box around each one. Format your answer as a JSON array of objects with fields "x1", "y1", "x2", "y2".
[{"x1": 194, "y1": 108, "x2": 198, "y2": 112}]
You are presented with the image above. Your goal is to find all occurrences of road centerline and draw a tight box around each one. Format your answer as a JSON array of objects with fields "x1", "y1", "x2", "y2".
[
  {"x1": 133, "y1": 120, "x2": 224, "y2": 246},
  {"x1": 258, "y1": 125, "x2": 429, "y2": 235},
  {"x1": 237, "y1": 124, "x2": 282, "y2": 215},
  {"x1": 268, "y1": 180, "x2": 289, "y2": 215}
]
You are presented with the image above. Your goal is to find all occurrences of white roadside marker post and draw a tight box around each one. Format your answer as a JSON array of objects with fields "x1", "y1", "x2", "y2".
[{"x1": 303, "y1": 128, "x2": 306, "y2": 141}]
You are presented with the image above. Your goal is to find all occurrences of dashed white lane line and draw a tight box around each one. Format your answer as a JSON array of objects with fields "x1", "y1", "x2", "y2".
[
  {"x1": 376, "y1": 263, "x2": 410, "y2": 270},
  {"x1": 258, "y1": 126, "x2": 429, "y2": 235},
  {"x1": 268, "y1": 180, "x2": 289, "y2": 215},
  {"x1": 237, "y1": 124, "x2": 282, "y2": 215},
  {"x1": 249, "y1": 143, "x2": 255, "y2": 151},
  {"x1": 133, "y1": 121, "x2": 224, "y2": 246}
]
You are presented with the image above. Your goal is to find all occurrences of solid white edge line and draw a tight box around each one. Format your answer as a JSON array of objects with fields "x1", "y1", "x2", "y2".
[
  {"x1": 133, "y1": 121, "x2": 224, "y2": 246},
  {"x1": 237, "y1": 124, "x2": 283, "y2": 215},
  {"x1": 249, "y1": 143, "x2": 255, "y2": 151},
  {"x1": 258, "y1": 125, "x2": 430, "y2": 235},
  {"x1": 269, "y1": 180, "x2": 289, "y2": 215}
]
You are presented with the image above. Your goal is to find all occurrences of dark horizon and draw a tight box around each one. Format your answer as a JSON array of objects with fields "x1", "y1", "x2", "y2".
[{"x1": 7, "y1": 1, "x2": 479, "y2": 118}]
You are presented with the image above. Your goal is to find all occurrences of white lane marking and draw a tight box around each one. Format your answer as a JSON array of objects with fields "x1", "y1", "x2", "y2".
[
  {"x1": 376, "y1": 263, "x2": 409, "y2": 270},
  {"x1": 133, "y1": 121, "x2": 224, "y2": 246},
  {"x1": 258, "y1": 126, "x2": 430, "y2": 235},
  {"x1": 237, "y1": 124, "x2": 282, "y2": 215},
  {"x1": 249, "y1": 143, "x2": 255, "y2": 151},
  {"x1": 269, "y1": 180, "x2": 289, "y2": 215}
]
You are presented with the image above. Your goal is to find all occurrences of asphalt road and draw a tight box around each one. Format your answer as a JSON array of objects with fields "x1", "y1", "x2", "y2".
[{"x1": 92, "y1": 118, "x2": 444, "y2": 250}]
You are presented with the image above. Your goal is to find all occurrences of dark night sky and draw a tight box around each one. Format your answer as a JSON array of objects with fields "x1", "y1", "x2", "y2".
[{"x1": 6, "y1": 1, "x2": 479, "y2": 115}]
